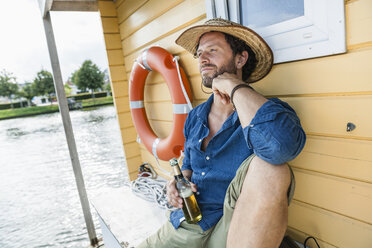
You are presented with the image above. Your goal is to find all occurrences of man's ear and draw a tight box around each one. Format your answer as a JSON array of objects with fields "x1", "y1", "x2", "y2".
[{"x1": 235, "y1": 51, "x2": 249, "y2": 69}]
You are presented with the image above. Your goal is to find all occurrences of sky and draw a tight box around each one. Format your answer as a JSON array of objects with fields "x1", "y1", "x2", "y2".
[{"x1": 0, "y1": 0, "x2": 109, "y2": 84}]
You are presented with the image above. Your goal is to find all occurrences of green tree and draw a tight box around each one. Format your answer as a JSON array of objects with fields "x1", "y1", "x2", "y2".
[
  {"x1": 33, "y1": 70, "x2": 55, "y2": 105},
  {"x1": 0, "y1": 70, "x2": 19, "y2": 108},
  {"x1": 64, "y1": 82, "x2": 72, "y2": 95},
  {"x1": 20, "y1": 82, "x2": 37, "y2": 107},
  {"x1": 72, "y1": 60, "x2": 105, "y2": 98}
]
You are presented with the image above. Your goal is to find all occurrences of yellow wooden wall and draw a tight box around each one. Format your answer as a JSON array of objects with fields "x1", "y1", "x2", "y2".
[{"x1": 98, "y1": 0, "x2": 372, "y2": 247}]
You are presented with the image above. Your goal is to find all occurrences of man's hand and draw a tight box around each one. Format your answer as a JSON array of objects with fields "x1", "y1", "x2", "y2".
[
  {"x1": 166, "y1": 177, "x2": 198, "y2": 208},
  {"x1": 212, "y1": 72, "x2": 244, "y2": 105}
]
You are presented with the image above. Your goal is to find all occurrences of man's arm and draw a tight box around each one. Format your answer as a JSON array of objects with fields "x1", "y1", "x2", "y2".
[{"x1": 212, "y1": 72, "x2": 306, "y2": 164}]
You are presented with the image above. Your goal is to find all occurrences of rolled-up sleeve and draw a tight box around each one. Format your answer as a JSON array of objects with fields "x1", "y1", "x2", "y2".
[{"x1": 243, "y1": 98, "x2": 306, "y2": 164}]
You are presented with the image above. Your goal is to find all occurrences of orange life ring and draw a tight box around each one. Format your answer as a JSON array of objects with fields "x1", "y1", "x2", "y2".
[{"x1": 129, "y1": 46, "x2": 193, "y2": 161}]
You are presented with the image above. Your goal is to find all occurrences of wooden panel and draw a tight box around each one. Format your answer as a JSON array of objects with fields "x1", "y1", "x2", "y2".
[
  {"x1": 140, "y1": 148, "x2": 173, "y2": 178},
  {"x1": 122, "y1": 0, "x2": 205, "y2": 56},
  {"x1": 115, "y1": 0, "x2": 126, "y2": 9},
  {"x1": 288, "y1": 200, "x2": 372, "y2": 248},
  {"x1": 144, "y1": 83, "x2": 171, "y2": 102},
  {"x1": 112, "y1": 81, "x2": 128, "y2": 98},
  {"x1": 293, "y1": 168, "x2": 372, "y2": 224},
  {"x1": 147, "y1": 120, "x2": 172, "y2": 139},
  {"x1": 117, "y1": 0, "x2": 148, "y2": 24},
  {"x1": 122, "y1": 126, "x2": 137, "y2": 143},
  {"x1": 303, "y1": 135, "x2": 372, "y2": 161},
  {"x1": 109, "y1": 65, "x2": 127, "y2": 82},
  {"x1": 115, "y1": 96, "x2": 129, "y2": 113},
  {"x1": 107, "y1": 49, "x2": 125, "y2": 65},
  {"x1": 123, "y1": 141, "x2": 141, "y2": 159},
  {"x1": 117, "y1": 112, "x2": 133, "y2": 129},
  {"x1": 123, "y1": 18, "x2": 205, "y2": 73},
  {"x1": 104, "y1": 34, "x2": 122, "y2": 49},
  {"x1": 101, "y1": 17, "x2": 119, "y2": 33},
  {"x1": 144, "y1": 102, "x2": 173, "y2": 121},
  {"x1": 254, "y1": 48, "x2": 372, "y2": 96},
  {"x1": 120, "y1": 0, "x2": 184, "y2": 40},
  {"x1": 286, "y1": 227, "x2": 337, "y2": 248},
  {"x1": 127, "y1": 156, "x2": 142, "y2": 173},
  {"x1": 347, "y1": 0, "x2": 372, "y2": 47},
  {"x1": 291, "y1": 136, "x2": 372, "y2": 183},
  {"x1": 282, "y1": 95, "x2": 372, "y2": 139},
  {"x1": 98, "y1": 1, "x2": 117, "y2": 17}
]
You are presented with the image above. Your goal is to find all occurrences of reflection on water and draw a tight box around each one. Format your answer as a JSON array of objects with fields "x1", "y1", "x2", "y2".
[{"x1": 0, "y1": 106, "x2": 128, "y2": 248}]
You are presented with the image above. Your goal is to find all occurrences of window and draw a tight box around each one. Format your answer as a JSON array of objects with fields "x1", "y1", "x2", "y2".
[{"x1": 205, "y1": 0, "x2": 346, "y2": 63}]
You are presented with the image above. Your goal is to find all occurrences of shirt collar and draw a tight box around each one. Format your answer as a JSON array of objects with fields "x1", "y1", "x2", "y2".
[{"x1": 196, "y1": 94, "x2": 240, "y2": 128}]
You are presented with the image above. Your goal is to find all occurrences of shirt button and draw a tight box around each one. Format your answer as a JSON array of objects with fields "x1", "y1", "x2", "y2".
[
  {"x1": 199, "y1": 139, "x2": 202, "y2": 143},
  {"x1": 206, "y1": 156, "x2": 210, "y2": 160},
  {"x1": 201, "y1": 172, "x2": 205, "y2": 176}
]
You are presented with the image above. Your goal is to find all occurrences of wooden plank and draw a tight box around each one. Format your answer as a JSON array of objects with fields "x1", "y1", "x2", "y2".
[
  {"x1": 109, "y1": 65, "x2": 127, "y2": 82},
  {"x1": 115, "y1": 0, "x2": 126, "y2": 9},
  {"x1": 286, "y1": 227, "x2": 337, "y2": 248},
  {"x1": 117, "y1": 112, "x2": 133, "y2": 129},
  {"x1": 120, "y1": 0, "x2": 184, "y2": 40},
  {"x1": 106, "y1": 49, "x2": 125, "y2": 66},
  {"x1": 127, "y1": 156, "x2": 142, "y2": 174},
  {"x1": 254, "y1": 48, "x2": 372, "y2": 96},
  {"x1": 115, "y1": 96, "x2": 129, "y2": 113},
  {"x1": 291, "y1": 150, "x2": 372, "y2": 184},
  {"x1": 282, "y1": 95, "x2": 372, "y2": 139},
  {"x1": 144, "y1": 102, "x2": 173, "y2": 121},
  {"x1": 101, "y1": 17, "x2": 119, "y2": 33},
  {"x1": 347, "y1": 0, "x2": 372, "y2": 47},
  {"x1": 288, "y1": 200, "x2": 372, "y2": 248},
  {"x1": 123, "y1": 141, "x2": 141, "y2": 159},
  {"x1": 98, "y1": 1, "x2": 117, "y2": 17},
  {"x1": 140, "y1": 148, "x2": 173, "y2": 178},
  {"x1": 123, "y1": 18, "x2": 205, "y2": 73},
  {"x1": 122, "y1": 0, "x2": 205, "y2": 56},
  {"x1": 292, "y1": 168, "x2": 372, "y2": 224},
  {"x1": 111, "y1": 81, "x2": 128, "y2": 98},
  {"x1": 122, "y1": 126, "x2": 137, "y2": 143},
  {"x1": 144, "y1": 83, "x2": 171, "y2": 102},
  {"x1": 104, "y1": 34, "x2": 122, "y2": 49},
  {"x1": 117, "y1": 0, "x2": 148, "y2": 24},
  {"x1": 147, "y1": 120, "x2": 172, "y2": 138},
  {"x1": 301, "y1": 135, "x2": 372, "y2": 162}
]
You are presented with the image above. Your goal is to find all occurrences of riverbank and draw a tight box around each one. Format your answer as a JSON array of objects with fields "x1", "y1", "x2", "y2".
[{"x1": 0, "y1": 96, "x2": 113, "y2": 120}]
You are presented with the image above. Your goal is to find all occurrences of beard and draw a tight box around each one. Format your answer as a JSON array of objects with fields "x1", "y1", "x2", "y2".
[{"x1": 201, "y1": 58, "x2": 237, "y2": 88}]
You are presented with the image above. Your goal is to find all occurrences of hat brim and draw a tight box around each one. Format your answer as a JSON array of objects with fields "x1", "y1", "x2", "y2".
[{"x1": 176, "y1": 23, "x2": 273, "y2": 83}]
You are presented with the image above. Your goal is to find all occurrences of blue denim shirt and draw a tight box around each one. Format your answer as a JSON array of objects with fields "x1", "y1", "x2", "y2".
[{"x1": 170, "y1": 95, "x2": 306, "y2": 231}]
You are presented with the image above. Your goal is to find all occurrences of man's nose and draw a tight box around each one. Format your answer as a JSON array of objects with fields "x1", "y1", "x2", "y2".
[{"x1": 198, "y1": 51, "x2": 209, "y2": 64}]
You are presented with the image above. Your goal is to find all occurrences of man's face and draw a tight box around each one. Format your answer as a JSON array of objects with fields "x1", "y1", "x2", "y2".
[{"x1": 197, "y1": 32, "x2": 237, "y2": 88}]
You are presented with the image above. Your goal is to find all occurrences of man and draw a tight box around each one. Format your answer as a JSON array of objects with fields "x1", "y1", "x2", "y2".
[{"x1": 138, "y1": 18, "x2": 306, "y2": 248}]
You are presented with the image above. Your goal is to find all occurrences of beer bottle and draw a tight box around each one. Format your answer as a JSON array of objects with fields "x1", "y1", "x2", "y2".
[{"x1": 169, "y1": 158, "x2": 202, "y2": 224}]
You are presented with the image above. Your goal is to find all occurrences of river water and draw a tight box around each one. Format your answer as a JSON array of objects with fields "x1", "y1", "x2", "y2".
[{"x1": 0, "y1": 106, "x2": 129, "y2": 248}]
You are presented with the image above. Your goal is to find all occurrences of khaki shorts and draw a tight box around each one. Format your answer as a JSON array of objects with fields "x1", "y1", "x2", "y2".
[{"x1": 137, "y1": 154, "x2": 295, "y2": 248}]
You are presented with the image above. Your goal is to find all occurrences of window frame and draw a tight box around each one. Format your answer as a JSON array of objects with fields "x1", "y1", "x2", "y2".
[{"x1": 205, "y1": 0, "x2": 346, "y2": 63}]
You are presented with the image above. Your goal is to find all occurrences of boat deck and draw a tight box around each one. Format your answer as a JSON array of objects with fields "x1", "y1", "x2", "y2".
[{"x1": 92, "y1": 187, "x2": 167, "y2": 248}]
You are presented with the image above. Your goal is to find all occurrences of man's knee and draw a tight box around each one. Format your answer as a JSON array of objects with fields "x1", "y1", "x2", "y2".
[{"x1": 241, "y1": 156, "x2": 291, "y2": 205}]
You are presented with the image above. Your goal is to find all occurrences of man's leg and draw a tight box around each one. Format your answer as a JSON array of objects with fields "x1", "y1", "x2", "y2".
[
  {"x1": 206, "y1": 154, "x2": 294, "y2": 248},
  {"x1": 137, "y1": 211, "x2": 212, "y2": 248},
  {"x1": 227, "y1": 155, "x2": 292, "y2": 248}
]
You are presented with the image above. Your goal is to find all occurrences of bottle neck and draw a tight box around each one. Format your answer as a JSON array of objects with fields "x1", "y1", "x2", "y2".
[{"x1": 172, "y1": 164, "x2": 184, "y2": 180}]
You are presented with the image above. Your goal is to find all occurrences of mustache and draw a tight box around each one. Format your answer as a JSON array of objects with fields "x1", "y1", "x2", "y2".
[{"x1": 201, "y1": 64, "x2": 217, "y2": 69}]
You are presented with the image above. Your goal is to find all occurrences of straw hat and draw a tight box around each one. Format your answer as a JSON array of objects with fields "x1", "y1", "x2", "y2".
[{"x1": 175, "y1": 18, "x2": 273, "y2": 83}]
